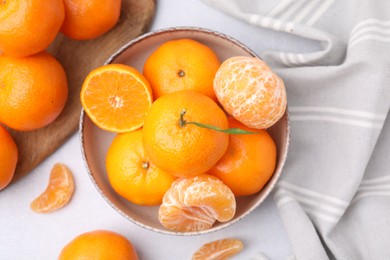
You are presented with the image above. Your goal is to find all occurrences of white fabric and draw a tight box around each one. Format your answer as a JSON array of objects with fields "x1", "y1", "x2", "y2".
[{"x1": 202, "y1": 0, "x2": 390, "y2": 259}]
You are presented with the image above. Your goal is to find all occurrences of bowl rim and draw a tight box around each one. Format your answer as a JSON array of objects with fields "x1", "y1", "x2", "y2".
[{"x1": 79, "y1": 26, "x2": 290, "y2": 236}]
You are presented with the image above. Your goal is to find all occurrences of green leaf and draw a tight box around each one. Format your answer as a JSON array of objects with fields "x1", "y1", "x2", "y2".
[{"x1": 186, "y1": 121, "x2": 258, "y2": 135}]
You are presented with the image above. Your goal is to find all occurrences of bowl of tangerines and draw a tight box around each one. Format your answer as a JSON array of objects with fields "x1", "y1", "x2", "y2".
[{"x1": 80, "y1": 27, "x2": 290, "y2": 235}]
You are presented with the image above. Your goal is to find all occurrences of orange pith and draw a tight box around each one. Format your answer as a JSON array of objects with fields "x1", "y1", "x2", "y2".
[
  {"x1": 209, "y1": 117, "x2": 277, "y2": 196},
  {"x1": 142, "y1": 90, "x2": 229, "y2": 177},
  {"x1": 106, "y1": 129, "x2": 176, "y2": 206},
  {"x1": 158, "y1": 174, "x2": 236, "y2": 232},
  {"x1": 0, "y1": 125, "x2": 18, "y2": 190},
  {"x1": 143, "y1": 38, "x2": 221, "y2": 100},
  {"x1": 214, "y1": 56, "x2": 287, "y2": 129},
  {"x1": 80, "y1": 64, "x2": 153, "y2": 133},
  {"x1": 30, "y1": 163, "x2": 75, "y2": 213},
  {"x1": 0, "y1": 0, "x2": 64, "y2": 57},
  {"x1": 192, "y1": 238, "x2": 244, "y2": 260}
]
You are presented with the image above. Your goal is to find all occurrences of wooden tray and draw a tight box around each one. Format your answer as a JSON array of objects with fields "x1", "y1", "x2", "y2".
[{"x1": 8, "y1": 0, "x2": 155, "y2": 186}]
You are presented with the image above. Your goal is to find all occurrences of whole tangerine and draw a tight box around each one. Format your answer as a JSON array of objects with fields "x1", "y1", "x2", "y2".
[
  {"x1": 143, "y1": 38, "x2": 221, "y2": 100},
  {"x1": 61, "y1": 0, "x2": 122, "y2": 40},
  {"x1": 0, "y1": 125, "x2": 18, "y2": 190},
  {"x1": 142, "y1": 90, "x2": 229, "y2": 178},
  {"x1": 59, "y1": 230, "x2": 138, "y2": 260},
  {"x1": 0, "y1": 0, "x2": 64, "y2": 57},
  {"x1": 214, "y1": 56, "x2": 287, "y2": 129},
  {"x1": 0, "y1": 51, "x2": 68, "y2": 131},
  {"x1": 209, "y1": 117, "x2": 277, "y2": 196}
]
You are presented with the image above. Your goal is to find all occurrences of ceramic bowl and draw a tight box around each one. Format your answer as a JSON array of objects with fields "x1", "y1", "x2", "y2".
[{"x1": 79, "y1": 27, "x2": 290, "y2": 235}]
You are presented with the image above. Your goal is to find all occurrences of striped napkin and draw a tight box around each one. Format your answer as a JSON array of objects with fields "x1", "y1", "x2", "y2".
[{"x1": 202, "y1": 1, "x2": 390, "y2": 259}]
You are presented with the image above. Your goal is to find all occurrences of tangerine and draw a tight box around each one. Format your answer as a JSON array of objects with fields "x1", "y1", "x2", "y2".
[
  {"x1": 142, "y1": 90, "x2": 229, "y2": 178},
  {"x1": 0, "y1": 51, "x2": 68, "y2": 131},
  {"x1": 106, "y1": 129, "x2": 176, "y2": 206},
  {"x1": 214, "y1": 56, "x2": 287, "y2": 129},
  {"x1": 59, "y1": 230, "x2": 138, "y2": 260},
  {"x1": 192, "y1": 238, "x2": 244, "y2": 260},
  {"x1": 80, "y1": 64, "x2": 152, "y2": 133},
  {"x1": 158, "y1": 174, "x2": 236, "y2": 232},
  {"x1": 61, "y1": 0, "x2": 122, "y2": 40},
  {"x1": 209, "y1": 117, "x2": 277, "y2": 196},
  {"x1": 143, "y1": 38, "x2": 221, "y2": 100},
  {"x1": 30, "y1": 163, "x2": 75, "y2": 213},
  {"x1": 0, "y1": 125, "x2": 18, "y2": 190},
  {"x1": 0, "y1": 0, "x2": 64, "y2": 57}
]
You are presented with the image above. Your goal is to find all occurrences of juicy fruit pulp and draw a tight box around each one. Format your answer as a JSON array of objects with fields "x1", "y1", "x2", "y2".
[
  {"x1": 80, "y1": 64, "x2": 153, "y2": 133},
  {"x1": 192, "y1": 239, "x2": 244, "y2": 260},
  {"x1": 158, "y1": 174, "x2": 236, "y2": 232}
]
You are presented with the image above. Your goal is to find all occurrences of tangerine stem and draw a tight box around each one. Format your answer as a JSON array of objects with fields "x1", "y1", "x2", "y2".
[{"x1": 179, "y1": 109, "x2": 258, "y2": 134}]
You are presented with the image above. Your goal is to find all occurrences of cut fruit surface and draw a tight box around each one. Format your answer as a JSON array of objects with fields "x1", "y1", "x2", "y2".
[
  {"x1": 30, "y1": 163, "x2": 75, "y2": 213},
  {"x1": 80, "y1": 64, "x2": 153, "y2": 133},
  {"x1": 192, "y1": 239, "x2": 244, "y2": 260},
  {"x1": 158, "y1": 174, "x2": 236, "y2": 232}
]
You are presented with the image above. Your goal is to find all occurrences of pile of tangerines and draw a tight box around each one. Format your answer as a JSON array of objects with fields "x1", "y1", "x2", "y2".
[
  {"x1": 80, "y1": 38, "x2": 287, "y2": 235},
  {"x1": 0, "y1": 0, "x2": 122, "y2": 191}
]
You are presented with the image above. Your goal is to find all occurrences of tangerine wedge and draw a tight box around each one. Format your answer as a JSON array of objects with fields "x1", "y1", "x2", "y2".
[
  {"x1": 80, "y1": 64, "x2": 153, "y2": 133},
  {"x1": 31, "y1": 163, "x2": 75, "y2": 213},
  {"x1": 158, "y1": 174, "x2": 236, "y2": 232},
  {"x1": 192, "y1": 239, "x2": 244, "y2": 260}
]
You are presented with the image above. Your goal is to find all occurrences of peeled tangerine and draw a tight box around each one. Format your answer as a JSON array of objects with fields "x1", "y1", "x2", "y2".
[
  {"x1": 158, "y1": 174, "x2": 236, "y2": 232},
  {"x1": 214, "y1": 56, "x2": 287, "y2": 129}
]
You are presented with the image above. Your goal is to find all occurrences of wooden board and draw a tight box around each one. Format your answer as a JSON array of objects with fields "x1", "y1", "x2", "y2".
[{"x1": 8, "y1": 0, "x2": 156, "y2": 185}]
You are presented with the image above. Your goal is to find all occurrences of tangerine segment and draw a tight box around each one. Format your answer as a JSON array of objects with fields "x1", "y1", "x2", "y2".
[
  {"x1": 209, "y1": 117, "x2": 277, "y2": 196},
  {"x1": 143, "y1": 90, "x2": 229, "y2": 178},
  {"x1": 80, "y1": 64, "x2": 153, "y2": 133},
  {"x1": 31, "y1": 163, "x2": 74, "y2": 213},
  {"x1": 143, "y1": 38, "x2": 221, "y2": 101},
  {"x1": 158, "y1": 174, "x2": 236, "y2": 232},
  {"x1": 214, "y1": 56, "x2": 287, "y2": 129},
  {"x1": 192, "y1": 239, "x2": 244, "y2": 260},
  {"x1": 106, "y1": 129, "x2": 176, "y2": 206}
]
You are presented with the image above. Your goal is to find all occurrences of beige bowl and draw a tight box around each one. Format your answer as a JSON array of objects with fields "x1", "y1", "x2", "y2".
[{"x1": 79, "y1": 27, "x2": 290, "y2": 235}]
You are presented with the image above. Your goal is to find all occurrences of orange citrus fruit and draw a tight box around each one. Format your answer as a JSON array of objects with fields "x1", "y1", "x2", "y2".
[
  {"x1": 0, "y1": 125, "x2": 18, "y2": 190},
  {"x1": 209, "y1": 117, "x2": 277, "y2": 196},
  {"x1": 143, "y1": 38, "x2": 221, "y2": 100},
  {"x1": 80, "y1": 64, "x2": 152, "y2": 133},
  {"x1": 0, "y1": 51, "x2": 68, "y2": 131},
  {"x1": 192, "y1": 238, "x2": 244, "y2": 260},
  {"x1": 59, "y1": 230, "x2": 139, "y2": 260},
  {"x1": 106, "y1": 129, "x2": 176, "y2": 206},
  {"x1": 142, "y1": 90, "x2": 229, "y2": 178},
  {"x1": 158, "y1": 174, "x2": 236, "y2": 232},
  {"x1": 61, "y1": 0, "x2": 122, "y2": 40},
  {"x1": 0, "y1": 0, "x2": 64, "y2": 57},
  {"x1": 214, "y1": 56, "x2": 287, "y2": 129},
  {"x1": 30, "y1": 163, "x2": 75, "y2": 213}
]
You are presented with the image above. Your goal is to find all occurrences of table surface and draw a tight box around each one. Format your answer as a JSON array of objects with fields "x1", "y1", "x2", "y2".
[{"x1": 0, "y1": 1, "x2": 320, "y2": 259}]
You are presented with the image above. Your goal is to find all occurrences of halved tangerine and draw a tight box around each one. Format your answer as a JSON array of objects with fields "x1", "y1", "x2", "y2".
[
  {"x1": 80, "y1": 64, "x2": 153, "y2": 133},
  {"x1": 30, "y1": 163, "x2": 75, "y2": 213},
  {"x1": 158, "y1": 174, "x2": 236, "y2": 232}
]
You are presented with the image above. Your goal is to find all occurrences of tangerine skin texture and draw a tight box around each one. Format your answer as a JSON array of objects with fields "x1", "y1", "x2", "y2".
[
  {"x1": 209, "y1": 117, "x2": 277, "y2": 196},
  {"x1": 0, "y1": 0, "x2": 65, "y2": 57},
  {"x1": 0, "y1": 51, "x2": 68, "y2": 131},
  {"x1": 0, "y1": 125, "x2": 18, "y2": 190},
  {"x1": 143, "y1": 38, "x2": 221, "y2": 101},
  {"x1": 59, "y1": 230, "x2": 139, "y2": 260},
  {"x1": 61, "y1": 0, "x2": 122, "y2": 40},
  {"x1": 142, "y1": 90, "x2": 229, "y2": 178},
  {"x1": 214, "y1": 56, "x2": 287, "y2": 129}
]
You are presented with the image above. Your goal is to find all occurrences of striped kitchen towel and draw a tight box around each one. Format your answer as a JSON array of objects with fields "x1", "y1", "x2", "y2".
[{"x1": 202, "y1": 0, "x2": 390, "y2": 259}]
